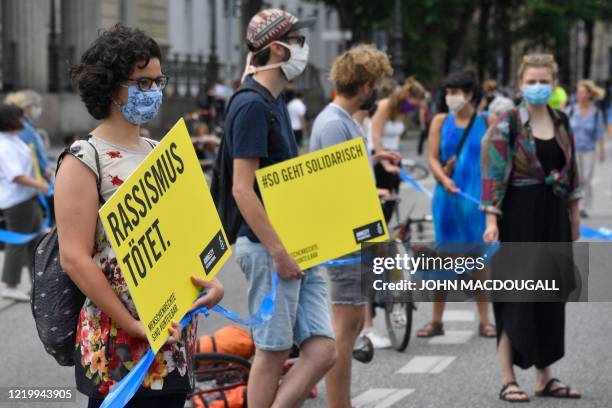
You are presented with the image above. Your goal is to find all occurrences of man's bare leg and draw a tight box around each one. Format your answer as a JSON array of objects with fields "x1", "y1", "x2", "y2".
[
  {"x1": 325, "y1": 304, "x2": 365, "y2": 408},
  {"x1": 247, "y1": 348, "x2": 291, "y2": 408},
  {"x1": 272, "y1": 336, "x2": 337, "y2": 407}
]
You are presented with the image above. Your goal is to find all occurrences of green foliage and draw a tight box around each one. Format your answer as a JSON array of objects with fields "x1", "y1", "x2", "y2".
[{"x1": 308, "y1": 0, "x2": 612, "y2": 85}]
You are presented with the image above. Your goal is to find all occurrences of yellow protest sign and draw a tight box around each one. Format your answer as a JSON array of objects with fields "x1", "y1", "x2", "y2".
[
  {"x1": 255, "y1": 138, "x2": 388, "y2": 269},
  {"x1": 99, "y1": 118, "x2": 231, "y2": 353}
]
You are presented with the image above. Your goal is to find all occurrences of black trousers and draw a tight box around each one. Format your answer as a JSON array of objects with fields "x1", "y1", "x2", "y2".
[{"x1": 1, "y1": 196, "x2": 42, "y2": 287}]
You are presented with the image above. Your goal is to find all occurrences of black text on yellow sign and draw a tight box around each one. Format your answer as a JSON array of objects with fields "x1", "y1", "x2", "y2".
[
  {"x1": 256, "y1": 138, "x2": 388, "y2": 270},
  {"x1": 99, "y1": 119, "x2": 231, "y2": 353}
]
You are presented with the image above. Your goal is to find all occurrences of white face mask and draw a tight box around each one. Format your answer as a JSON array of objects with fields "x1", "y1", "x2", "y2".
[
  {"x1": 280, "y1": 43, "x2": 309, "y2": 81},
  {"x1": 241, "y1": 41, "x2": 309, "y2": 82},
  {"x1": 445, "y1": 94, "x2": 468, "y2": 112},
  {"x1": 30, "y1": 105, "x2": 42, "y2": 120}
]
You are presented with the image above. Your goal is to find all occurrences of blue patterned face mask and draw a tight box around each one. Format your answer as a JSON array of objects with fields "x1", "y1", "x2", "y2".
[
  {"x1": 522, "y1": 84, "x2": 552, "y2": 105},
  {"x1": 119, "y1": 86, "x2": 162, "y2": 125}
]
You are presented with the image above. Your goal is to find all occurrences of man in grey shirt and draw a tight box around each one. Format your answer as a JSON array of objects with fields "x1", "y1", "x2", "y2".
[{"x1": 309, "y1": 44, "x2": 399, "y2": 408}]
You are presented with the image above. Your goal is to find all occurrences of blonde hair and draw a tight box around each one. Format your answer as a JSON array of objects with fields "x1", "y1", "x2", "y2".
[
  {"x1": 388, "y1": 77, "x2": 426, "y2": 121},
  {"x1": 483, "y1": 79, "x2": 498, "y2": 92},
  {"x1": 378, "y1": 78, "x2": 398, "y2": 99},
  {"x1": 329, "y1": 44, "x2": 393, "y2": 97},
  {"x1": 4, "y1": 90, "x2": 42, "y2": 109},
  {"x1": 577, "y1": 79, "x2": 605, "y2": 101},
  {"x1": 518, "y1": 53, "x2": 558, "y2": 80}
]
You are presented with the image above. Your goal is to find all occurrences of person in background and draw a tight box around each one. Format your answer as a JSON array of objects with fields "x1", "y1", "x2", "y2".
[
  {"x1": 565, "y1": 79, "x2": 606, "y2": 218},
  {"x1": 478, "y1": 79, "x2": 500, "y2": 112},
  {"x1": 488, "y1": 96, "x2": 515, "y2": 117},
  {"x1": 287, "y1": 90, "x2": 308, "y2": 147},
  {"x1": 4, "y1": 90, "x2": 52, "y2": 181},
  {"x1": 417, "y1": 90, "x2": 434, "y2": 156},
  {"x1": 548, "y1": 84, "x2": 568, "y2": 110},
  {"x1": 310, "y1": 44, "x2": 397, "y2": 408},
  {"x1": 0, "y1": 104, "x2": 48, "y2": 301},
  {"x1": 482, "y1": 53, "x2": 581, "y2": 402},
  {"x1": 191, "y1": 122, "x2": 220, "y2": 171},
  {"x1": 370, "y1": 77, "x2": 426, "y2": 197},
  {"x1": 422, "y1": 69, "x2": 496, "y2": 339}
]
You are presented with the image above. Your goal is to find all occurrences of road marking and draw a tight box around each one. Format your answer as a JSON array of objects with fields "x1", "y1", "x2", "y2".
[
  {"x1": 352, "y1": 388, "x2": 414, "y2": 408},
  {"x1": 375, "y1": 389, "x2": 415, "y2": 408},
  {"x1": 429, "y1": 330, "x2": 474, "y2": 344},
  {"x1": 443, "y1": 310, "x2": 475, "y2": 322},
  {"x1": 397, "y1": 355, "x2": 456, "y2": 374}
]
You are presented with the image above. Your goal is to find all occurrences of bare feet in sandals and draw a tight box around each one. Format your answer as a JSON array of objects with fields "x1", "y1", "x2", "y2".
[
  {"x1": 416, "y1": 321, "x2": 444, "y2": 337},
  {"x1": 479, "y1": 322, "x2": 496, "y2": 338},
  {"x1": 499, "y1": 382, "x2": 530, "y2": 403},
  {"x1": 535, "y1": 378, "x2": 581, "y2": 399}
]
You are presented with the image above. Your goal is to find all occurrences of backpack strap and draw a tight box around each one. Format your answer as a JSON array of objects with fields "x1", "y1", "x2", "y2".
[{"x1": 225, "y1": 82, "x2": 278, "y2": 133}]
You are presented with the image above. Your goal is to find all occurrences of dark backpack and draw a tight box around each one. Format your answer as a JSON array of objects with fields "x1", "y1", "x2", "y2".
[
  {"x1": 210, "y1": 83, "x2": 278, "y2": 245},
  {"x1": 31, "y1": 140, "x2": 103, "y2": 366}
]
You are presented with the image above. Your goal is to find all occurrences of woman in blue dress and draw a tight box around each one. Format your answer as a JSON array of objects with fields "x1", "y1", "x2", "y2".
[{"x1": 417, "y1": 70, "x2": 496, "y2": 338}]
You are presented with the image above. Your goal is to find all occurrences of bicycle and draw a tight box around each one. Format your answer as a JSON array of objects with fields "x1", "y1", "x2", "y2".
[
  {"x1": 188, "y1": 349, "x2": 318, "y2": 407},
  {"x1": 401, "y1": 158, "x2": 429, "y2": 181},
  {"x1": 188, "y1": 352, "x2": 251, "y2": 407},
  {"x1": 373, "y1": 196, "x2": 434, "y2": 352}
]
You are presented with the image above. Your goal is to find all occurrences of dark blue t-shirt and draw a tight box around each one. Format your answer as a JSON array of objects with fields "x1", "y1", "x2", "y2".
[{"x1": 224, "y1": 76, "x2": 298, "y2": 242}]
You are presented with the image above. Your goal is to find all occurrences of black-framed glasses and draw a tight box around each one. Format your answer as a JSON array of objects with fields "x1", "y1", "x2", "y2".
[
  {"x1": 122, "y1": 75, "x2": 169, "y2": 91},
  {"x1": 281, "y1": 35, "x2": 306, "y2": 47}
]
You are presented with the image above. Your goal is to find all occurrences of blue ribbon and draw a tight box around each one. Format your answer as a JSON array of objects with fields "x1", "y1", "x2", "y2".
[
  {"x1": 321, "y1": 257, "x2": 361, "y2": 267},
  {"x1": 100, "y1": 272, "x2": 279, "y2": 408},
  {"x1": 0, "y1": 192, "x2": 51, "y2": 244},
  {"x1": 579, "y1": 225, "x2": 612, "y2": 240},
  {"x1": 398, "y1": 171, "x2": 433, "y2": 198}
]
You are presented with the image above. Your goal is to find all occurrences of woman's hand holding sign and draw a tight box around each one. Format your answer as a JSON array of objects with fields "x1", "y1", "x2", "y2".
[{"x1": 190, "y1": 277, "x2": 225, "y2": 310}]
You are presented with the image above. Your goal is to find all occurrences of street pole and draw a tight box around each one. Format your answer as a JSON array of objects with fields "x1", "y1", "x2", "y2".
[
  {"x1": 392, "y1": 0, "x2": 404, "y2": 81},
  {"x1": 207, "y1": 0, "x2": 220, "y2": 88}
]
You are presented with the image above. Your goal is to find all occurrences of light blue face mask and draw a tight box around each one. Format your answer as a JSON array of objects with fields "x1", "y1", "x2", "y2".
[
  {"x1": 522, "y1": 84, "x2": 552, "y2": 105},
  {"x1": 120, "y1": 86, "x2": 163, "y2": 125}
]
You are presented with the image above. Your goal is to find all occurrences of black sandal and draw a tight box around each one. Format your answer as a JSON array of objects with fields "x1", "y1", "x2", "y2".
[
  {"x1": 535, "y1": 378, "x2": 581, "y2": 399},
  {"x1": 499, "y1": 382, "x2": 530, "y2": 403}
]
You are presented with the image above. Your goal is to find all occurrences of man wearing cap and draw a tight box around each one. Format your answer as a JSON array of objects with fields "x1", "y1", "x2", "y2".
[{"x1": 225, "y1": 9, "x2": 336, "y2": 408}]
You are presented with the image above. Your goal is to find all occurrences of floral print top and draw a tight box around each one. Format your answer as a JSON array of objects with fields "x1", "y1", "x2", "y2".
[
  {"x1": 481, "y1": 102, "x2": 581, "y2": 216},
  {"x1": 68, "y1": 137, "x2": 197, "y2": 398}
]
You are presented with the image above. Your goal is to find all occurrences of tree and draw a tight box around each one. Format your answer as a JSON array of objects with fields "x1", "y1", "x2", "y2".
[{"x1": 307, "y1": 0, "x2": 394, "y2": 44}]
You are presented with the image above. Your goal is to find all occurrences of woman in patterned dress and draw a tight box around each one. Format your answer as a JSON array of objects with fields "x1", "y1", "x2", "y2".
[{"x1": 54, "y1": 24, "x2": 223, "y2": 408}]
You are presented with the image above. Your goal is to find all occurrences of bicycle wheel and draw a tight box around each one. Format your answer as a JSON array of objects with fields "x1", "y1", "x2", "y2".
[
  {"x1": 384, "y1": 301, "x2": 413, "y2": 352},
  {"x1": 192, "y1": 352, "x2": 251, "y2": 394},
  {"x1": 405, "y1": 163, "x2": 429, "y2": 181}
]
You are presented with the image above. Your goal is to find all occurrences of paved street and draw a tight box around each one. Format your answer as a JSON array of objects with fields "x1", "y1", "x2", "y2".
[{"x1": 1, "y1": 139, "x2": 611, "y2": 407}]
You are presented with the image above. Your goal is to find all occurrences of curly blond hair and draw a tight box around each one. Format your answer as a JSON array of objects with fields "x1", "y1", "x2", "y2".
[{"x1": 329, "y1": 44, "x2": 393, "y2": 97}]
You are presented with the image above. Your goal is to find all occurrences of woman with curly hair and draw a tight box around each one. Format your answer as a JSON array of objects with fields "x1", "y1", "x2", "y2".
[{"x1": 54, "y1": 24, "x2": 224, "y2": 407}]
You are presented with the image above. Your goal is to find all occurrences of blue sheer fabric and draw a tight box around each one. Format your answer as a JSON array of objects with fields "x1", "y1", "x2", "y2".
[{"x1": 432, "y1": 113, "x2": 487, "y2": 245}]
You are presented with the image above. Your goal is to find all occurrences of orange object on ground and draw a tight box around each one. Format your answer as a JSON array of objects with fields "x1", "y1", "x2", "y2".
[{"x1": 197, "y1": 326, "x2": 255, "y2": 359}]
